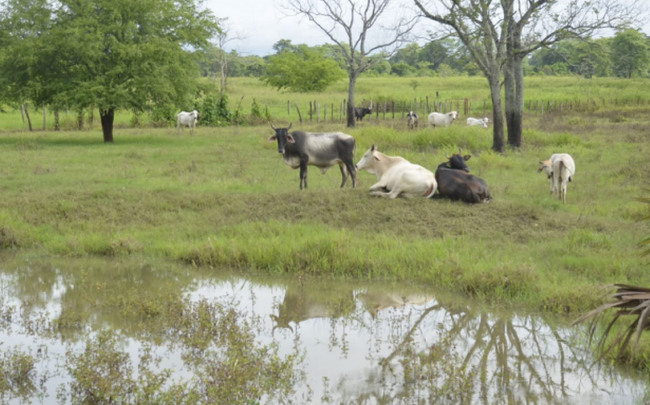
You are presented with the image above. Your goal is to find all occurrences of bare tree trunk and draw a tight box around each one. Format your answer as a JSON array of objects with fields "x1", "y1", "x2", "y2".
[
  {"x1": 42, "y1": 107, "x2": 47, "y2": 130},
  {"x1": 54, "y1": 109, "x2": 60, "y2": 131},
  {"x1": 100, "y1": 108, "x2": 115, "y2": 143},
  {"x1": 505, "y1": 23, "x2": 524, "y2": 148},
  {"x1": 24, "y1": 103, "x2": 33, "y2": 131},
  {"x1": 20, "y1": 104, "x2": 25, "y2": 123},
  {"x1": 489, "y1": 74, "x2": 505, "y2": 153},
  {"x1": 346, "y1": 73, "x2": 358, "y2": 128}
]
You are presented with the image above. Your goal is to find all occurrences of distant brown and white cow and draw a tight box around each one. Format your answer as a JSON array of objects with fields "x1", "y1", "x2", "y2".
[
  {"x1": 268, "y1": 123, "x2": 357, "y2": 190},
  {"x1": 177, "y1": 110, "x2": 200, "y2": 135},
  {"x1": 355, "y1": 145, "x2": 437, "y2": 199},
  {"x1": 406, "y1": 111, "x2": 419, "y2": 129}
]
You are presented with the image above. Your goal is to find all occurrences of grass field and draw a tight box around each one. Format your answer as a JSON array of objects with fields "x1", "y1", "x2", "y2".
[
  {"x1": 1, "y1": 76, "x2": 650, "y2": 321},
  {"x1": 3, "y1": 75, "x2": 650, "y2": 131}
]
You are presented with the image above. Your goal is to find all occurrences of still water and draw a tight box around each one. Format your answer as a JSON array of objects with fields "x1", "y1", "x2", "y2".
[{"x1": 0, "y1": 253, "x2": 646, "y2": 404}]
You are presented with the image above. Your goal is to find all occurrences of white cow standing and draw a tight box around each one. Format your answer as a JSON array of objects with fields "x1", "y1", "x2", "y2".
[
  {"x1": 355, "y1": 145, "x2": 437, "y2": 199},
  {"x1": 538, "y1": 153, "x2": 576, "y2": 203},
  {"x1": 428, "y1": 111, "x2": 459, "y2": 128},
  {"x1": 177, "y1": 110, "x2": 200, "y2": 135}
]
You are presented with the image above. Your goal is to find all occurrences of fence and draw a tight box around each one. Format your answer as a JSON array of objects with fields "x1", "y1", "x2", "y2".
[{"x1": 278, "y1": 95, "x2": 650, "y2": 123}]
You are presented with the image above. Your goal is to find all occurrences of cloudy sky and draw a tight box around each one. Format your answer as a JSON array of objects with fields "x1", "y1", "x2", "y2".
[
  {"x1": 206, "y1": 0, "x2": 650, "y2": 57},
  {"x1": 204, "y1": 0, "x2": 419, "y2": 56}
]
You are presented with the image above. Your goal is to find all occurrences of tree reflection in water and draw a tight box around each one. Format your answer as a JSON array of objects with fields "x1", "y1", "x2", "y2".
[{"x1": 0, "y1": 255, "x2": 646, "y2": 404}]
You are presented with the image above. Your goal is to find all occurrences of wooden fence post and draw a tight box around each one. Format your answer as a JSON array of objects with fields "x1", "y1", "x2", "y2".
[
  {"x1": 20, "y1": 104, "x2": 25, "y2": 123},
  {"x1": 309, "y1": 101, "x2": 312, "y2": 121},
  {"x1": 392, "y1": 101, "x2": 395, "y2": 119},
  {"x1": 331, "y1": 103, "x2": 334, "y2": 121},
  {"x1": 323, "y1": 103, "x2": 326, "y2": 122},
  {"x1": 317, "y1": 102, "x2": 320, "y2": 123},
  {"x1": 287, "y1": 100, "x2": 290, "y2": 115},
  {"x1": 43, "y1": 107, "x2": 47, "y2": 130},
  {"x1": 426, "y1": 96, "x2": 430, "y2": 114},
  {"x1": 294, "y1": 101, "x2": 302, "y2": 123},
  {"x1": 383, "y1": 102, "x2": 386, "y2": 119}
]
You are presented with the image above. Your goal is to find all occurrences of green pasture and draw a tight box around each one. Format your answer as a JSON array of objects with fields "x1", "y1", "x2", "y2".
[
  {"x1": 1, "y1": 81, "x2": 649, "y2": 320},
  {"x1": 3, "y1": 75, "x2": 650, "y2": 132}
]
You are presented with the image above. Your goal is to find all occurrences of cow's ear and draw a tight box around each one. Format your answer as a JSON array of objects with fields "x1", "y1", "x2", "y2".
[
  {"x1": 268, "y1": 136, "x2": 277, "y2": 142},
  {"x1": 286, "y1": 134, "x2": 296, "y2": 143},
  {"x1": 463, "y1": 155, "x2": 471, "y2": 161}
]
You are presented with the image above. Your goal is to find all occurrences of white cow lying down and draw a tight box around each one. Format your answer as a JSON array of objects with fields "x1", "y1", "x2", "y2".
[
  {"x1": 355, "y1": 145, "x2": 437, "y2": 199},
  {"x1": 538, "y1": 153, "x2": 576, "y2": 203},
  {"x1": 467, "y1": 117, "x2": 489, "y2": 128},
  {"x1": 177, "y1": 110, "x2": 200, "y2": 135}
]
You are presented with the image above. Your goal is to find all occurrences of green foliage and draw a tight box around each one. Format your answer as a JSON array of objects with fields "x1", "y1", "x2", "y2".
[
  {"x1": 611, "y1": 29, "x2": 650, "y2": 79},
  {"x1": 249, "y1": 98, "x2": 270, "y2": 123},
  {"x1": 151, "y1": 103, "x2": 177, "y2": 127},
  {"x1": 262, "y1": 44, "x2": 346, "y2": 92},
  {"x1": 200, "y1": 94, "x2": 232, "y2": 126},
  {"x1": 391, "y1": 62, "x2": 413, "y2": 77}
]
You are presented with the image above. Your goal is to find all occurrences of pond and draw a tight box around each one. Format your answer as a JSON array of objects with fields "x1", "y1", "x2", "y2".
[{"x1": 0, "y1": 253, "x2": 646, "y2": 404}]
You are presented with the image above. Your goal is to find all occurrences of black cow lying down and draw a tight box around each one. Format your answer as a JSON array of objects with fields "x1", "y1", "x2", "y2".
[{"x1": 434, "y1": 148, "x2": 491, "y2": 203}]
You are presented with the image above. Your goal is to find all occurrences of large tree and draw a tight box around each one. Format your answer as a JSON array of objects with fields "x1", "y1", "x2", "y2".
[
  {"x1": 283, "y1": 0, "x2": 417, "y2": 127},
  {"x1": 414, "y1": 0, "x2": 510, "y2": 152},
  {"x1": 262, "y1": 43, "x2": 346, "y2": 92},
  {"x1": 0, "y1": 0, "x2": 219, "y2": 142},
  {"x1": 611, "y1": 29, "x2": 650, "y2": 79},
  {"x1": 414, "y1": 0, "x2": 641, "y2": 151}
]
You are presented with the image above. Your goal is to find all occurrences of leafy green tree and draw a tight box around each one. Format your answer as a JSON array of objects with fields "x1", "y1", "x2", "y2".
[
  {"x1": 0, "y1": 0, "x2": 220, "y2": 142},
  {"x1": 262, "y1": 44, "x2": 345, "y2": 92},
  {"x1": 0, "y1": 0, "x2": 56, "y2": 129},
  {"x1": 612, "y1": 29, "x2": 650, "y2": 78},
  {"x1": 390, "y1": 62, "x2": 413, "y2": 77}
]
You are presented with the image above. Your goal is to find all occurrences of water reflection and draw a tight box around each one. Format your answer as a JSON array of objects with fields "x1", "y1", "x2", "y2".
[{"x1": 0, "y1": 253, "x2": 647, "y2": 404}]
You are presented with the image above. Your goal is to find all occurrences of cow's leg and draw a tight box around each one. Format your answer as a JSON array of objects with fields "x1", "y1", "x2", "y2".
[
  {"x1": 299, "y1": 162, "x2": 308, "y2": 190},
  {"x1": 339, "y1": 164, "x2": 349, "y2": 188},
  {"x1": 342, "y1": 160, "x2": 356, "y2": 188}
]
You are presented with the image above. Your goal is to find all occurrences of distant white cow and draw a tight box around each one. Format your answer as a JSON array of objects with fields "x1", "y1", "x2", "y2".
[
  {"x1": 428, "y1": 111, "x2": 459, "y2": 128},
  {"x1": 467, "y1": 117, "x2": 490, "y2": 128},
  {"x1": 538, "y1": 153, "x2": 576, "y2": 203},
  {"x1": 406, "y1": 111, "x2": 419, "y2": 129},
  {"x1": 355, "y1": 145, "x2": 437, "y2": 199},
  {"x1": 177, "y1": 110, "x2": 200, "y2": 135}
]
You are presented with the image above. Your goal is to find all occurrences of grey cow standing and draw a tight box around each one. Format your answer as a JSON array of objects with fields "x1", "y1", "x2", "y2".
[{"x1": 268, "y1": 123, "x2": 357, "y2": 190}]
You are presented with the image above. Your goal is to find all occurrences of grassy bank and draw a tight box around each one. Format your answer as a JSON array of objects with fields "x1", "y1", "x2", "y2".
[{"x1": 1, "y1": 98, "x2": 649, "y2": 315}]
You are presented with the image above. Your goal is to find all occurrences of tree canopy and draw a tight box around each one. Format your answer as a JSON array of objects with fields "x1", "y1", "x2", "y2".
[
  {"x1": 0, "y1": 0, "x2": 220, "y2": 142},
  {"x1": 262, "y1": 42, "x2": 346, "y2": 92}
]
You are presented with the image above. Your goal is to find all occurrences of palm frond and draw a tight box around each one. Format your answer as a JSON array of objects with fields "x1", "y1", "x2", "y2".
[{"x1": 572, "y1": 283, "x2": 650, "y2": 360}]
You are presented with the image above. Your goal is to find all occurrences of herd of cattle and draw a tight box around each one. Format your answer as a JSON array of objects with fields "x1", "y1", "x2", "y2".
[
  {"x1": 267, "y1": 122, "x2": 575, "y2": 204},
  {"x1": 176, "y1": 109, "x2": 575, "y2": 204}
]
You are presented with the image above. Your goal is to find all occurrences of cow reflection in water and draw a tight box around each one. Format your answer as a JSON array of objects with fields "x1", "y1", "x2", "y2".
[
  {"x1": 357, "y1": 291, "x2": 434, "y2": 318},
  {"x1": 271, "y1": 286, "x2": 436, "y2": 333},
  {"x1": 270, "y1": 286, "x2": 356, "y2": 333}
]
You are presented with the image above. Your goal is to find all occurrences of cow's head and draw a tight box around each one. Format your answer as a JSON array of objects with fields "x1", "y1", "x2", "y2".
[
  {"x1": 356, "y1": 144, "x2": 379, "y2": 173},
  {"x1": 445, "y1": 147, "x2": 471, "y2": 172},
  {"x1": 268, "y1": 123, "x2": 294, "y2": 154},
  {"x1": 538, "y1": 160, "x2": 553, "y2": 178}
]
